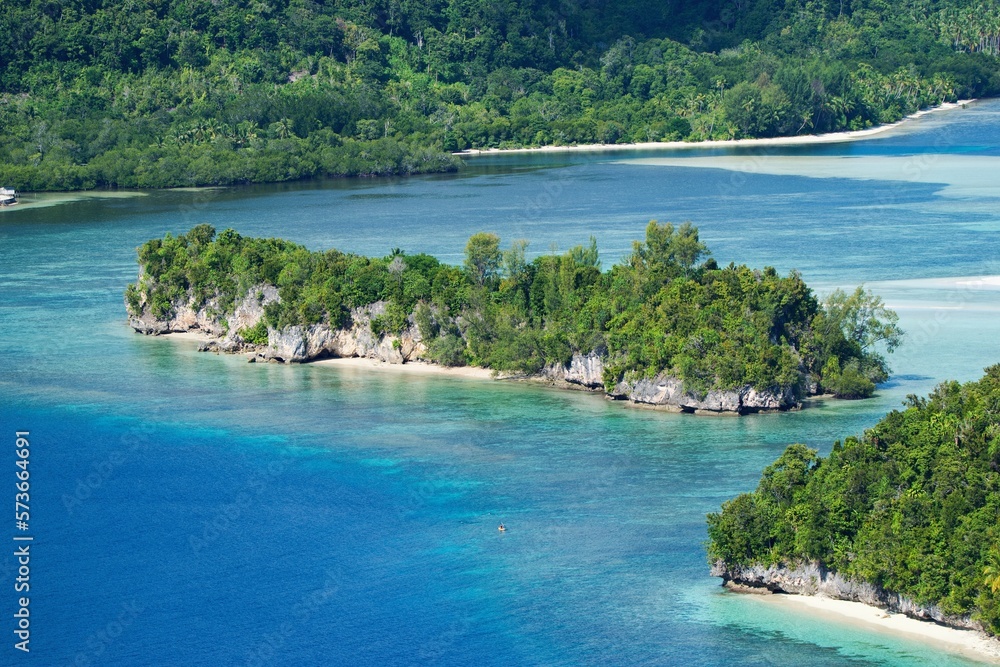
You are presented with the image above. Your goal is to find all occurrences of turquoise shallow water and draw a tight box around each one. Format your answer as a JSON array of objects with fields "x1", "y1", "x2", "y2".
[{"x1": 1, "y1": 101, "x2": 1000, "y2": 665}]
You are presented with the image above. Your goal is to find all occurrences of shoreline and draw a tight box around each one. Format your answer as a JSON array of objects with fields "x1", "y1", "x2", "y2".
[
  {"x1": 156, "y1": 331, "x2": 497, "y2": 379},
  {"x1": 456, "y1": 99, "x2": 976, "y2": 157},
  {"x1": 0, "y1": 190, "x2": 146, "y2": 213},
  {"x1": 147, "y1": 331, "x2": 817, "y2": 412},
  {"x1": 743, "y1": 591, "x2": 1000, "y2": 664}
]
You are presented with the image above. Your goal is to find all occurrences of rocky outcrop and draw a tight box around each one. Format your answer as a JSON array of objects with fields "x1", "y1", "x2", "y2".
[
  {"x1": 230, "y1": 285, "x2": 279, "y2": 334},
  {"x1": 538, "y1": 355, "x2": 798, "y2": 412},
  {"x1": 540, "y1": 351, "x2": 606, "y2": 389},
  {"x1": 610, "y1": 374, "x2": 797, "y2": 414},
  {"x1": 712, "y1": 560, "x2": 984, "y2": 632},
  {"x1": 128, "y1": 296, "x2": 229, "y2": 337}
]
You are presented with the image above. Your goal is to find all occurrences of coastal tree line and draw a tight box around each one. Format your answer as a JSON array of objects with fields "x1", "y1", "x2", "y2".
[
  {"x1": 707, "y1": 365, "x2": 1000, "y2": 635},
  {"x1": 127, "y1": 223, "x2": 901, "y2": 399},
  {"x1": 2, "y1": 0, "x2": 1000, "y2": 190}
]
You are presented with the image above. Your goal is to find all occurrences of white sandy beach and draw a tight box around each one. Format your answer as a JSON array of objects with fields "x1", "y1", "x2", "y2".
[
  {"x1": 161, "y1": 330, "x2": 215, "y2": 343},
  {"x1": 752, "y1": 593, "x2": 1000, "y2": 664},
  {"x1": 313, "y1": 356, "x2": 496, "y2": 379},
  {"x1": 457, "y1": 100, "x2": 976, "y2": 157}
]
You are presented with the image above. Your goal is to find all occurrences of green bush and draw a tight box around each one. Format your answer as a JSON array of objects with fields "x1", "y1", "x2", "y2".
[
  {"x1": 124, "y1": 284, "x2": 142, "y2": 315},
  {"x1": 370, "y1": 300, "x2": 410, "y2": 337},
  {"x1": 427, "y1": 333, "x2": 468, "y2": 367},
  {"x1": 821, "y1": 357, "x2": 876, "y2": 399},
  {"x1": 239, "y1": 321, "x2": 269, "y2": 346}
]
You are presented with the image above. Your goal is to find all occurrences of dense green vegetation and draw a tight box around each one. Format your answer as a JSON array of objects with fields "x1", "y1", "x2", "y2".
[
  {"x1": 127, "y1": 223, "x2": 899, "y2": 397},
  {"x1": 707, "y1": 366, "x2": 1000, "y2": 634},
  {"x1": 3, "y1": 0, "x2": 1000, "y2": 190}
]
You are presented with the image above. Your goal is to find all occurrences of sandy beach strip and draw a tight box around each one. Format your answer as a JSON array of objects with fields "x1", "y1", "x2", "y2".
[
  {"x1": 312, "y1": 356, "x2": 496, "y2": 379},
  {"x1": 457, "y1": 99, "x2": 976, "y2": 158},
  {"x1": 753, "y1": 593, "x2": 1000, "y2": 664},
  {"x1": 0, "y1": 189, "x2": 147, "y2": 213}
]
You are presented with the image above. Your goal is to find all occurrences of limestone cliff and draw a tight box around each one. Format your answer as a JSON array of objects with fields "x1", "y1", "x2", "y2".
[
  {"x1": 539, "y1": 351, "x2": 606, "y2": 389},
  {"x1": 263, "y1": 301, "x2": 424, "y2": 363},
  {"x1": 611, "y1": 374, "x2": 797, "y2": 414},
  {"x1": 540, "y1": 353, "x2": 797, "y2": 414}
]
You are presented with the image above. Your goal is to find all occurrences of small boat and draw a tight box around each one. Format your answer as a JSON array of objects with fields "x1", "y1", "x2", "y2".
[{"x1": 0, "y1": 188, "x2": 17, "y2": 206}]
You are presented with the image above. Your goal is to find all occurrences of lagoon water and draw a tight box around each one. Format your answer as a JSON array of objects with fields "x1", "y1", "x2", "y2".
[{"x1": 2, "y1": 101, "x2": 1000, "y2": 666}]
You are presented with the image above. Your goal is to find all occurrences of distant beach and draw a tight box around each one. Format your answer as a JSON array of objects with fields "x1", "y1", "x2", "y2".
[
  {"x1": 457, "y1": 100, "x2": 976, "y2": 157},
  {"x1": 748, "y1": 592, "x2": 1000, "y2": 664},
  {"x1": 871, "y1": 275, "x2": 1000, "y2": 292},
  {"x1": 1, "y1": 99, "x2": 974, "y2": 215},
  {"x1": 0, "y1": 190, "x2": 146, "y2": 212}
]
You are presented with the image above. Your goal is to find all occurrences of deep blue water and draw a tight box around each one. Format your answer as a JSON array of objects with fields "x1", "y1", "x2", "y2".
[{"x1": 2, "y1": 100, "x2": 1000, "y2": 666}]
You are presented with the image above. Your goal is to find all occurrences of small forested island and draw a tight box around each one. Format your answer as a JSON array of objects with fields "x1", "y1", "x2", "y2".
[
  {"x1": 707, "y1": 366, "x2": 1000, "y2": 635},
  {"x1": 126, "y1": 223, "x2": 900, "y2": 414},
  {"x1": 3, "y1": 1, "x2": 1000, "y2": 190}
]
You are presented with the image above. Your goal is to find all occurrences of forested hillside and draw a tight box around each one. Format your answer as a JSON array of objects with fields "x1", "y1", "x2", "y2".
[
  {"x1": 3, "y1": 0, "x2": 1000, "y2": 190},
  {"x1": 707, "y1": 366, "x2": 1000, "y2": 634}
]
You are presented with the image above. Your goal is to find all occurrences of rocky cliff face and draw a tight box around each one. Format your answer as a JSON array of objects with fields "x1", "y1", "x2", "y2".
[
  {"x1": 538, "y1": 354, "x2": 799, "y2": 413},
  {"x1": 540, "y1": 351, "x2": 606, "y2": 389},
  {"x1": 230, "y1": 285, "x2": 279, "y2": 334},
  {"x1": 128, "y1": 296, "x2": 231, "y2": 337},
  {"x1": 127, "y1": 285, "x2": 425, "y2": 364},
  {"x1": 610, "y1": 374, "x2": 797, "y2": 414},
  {"x1": 264, "y1": 301, "x2": 424, "y2": 363},
  {"x1": 711, "y1": 560, "x2": 984, "y2": 632}
]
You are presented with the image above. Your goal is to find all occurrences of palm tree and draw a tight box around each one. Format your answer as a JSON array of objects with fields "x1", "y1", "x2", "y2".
[
  {"x1": 234, "y1": 121, "x2": 259, "y2": 147},
  {"x1": 823, "y1": 95, "x2": 854, "y2": 130},
  {"x1": 984, "y1": 544, "x2": 1000, "y2": 594},
  {"x1": 270, "y1": 118, "x2": 295, "y2": 139}
]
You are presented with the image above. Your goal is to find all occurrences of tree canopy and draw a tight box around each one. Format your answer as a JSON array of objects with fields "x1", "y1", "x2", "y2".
[{"x1": 463, "y1": 232, "x2": 502, "y2": 286}]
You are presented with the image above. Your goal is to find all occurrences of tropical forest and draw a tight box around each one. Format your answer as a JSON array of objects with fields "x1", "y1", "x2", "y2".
[{"x1": 3, "y1": 0, "x2": 1000, "y2": 189}]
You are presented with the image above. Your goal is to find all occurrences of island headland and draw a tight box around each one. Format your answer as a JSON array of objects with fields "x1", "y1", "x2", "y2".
[
  {"x1": 126, "y1": 223, "x2": 900, "y2": 414},
  {"x1": 708, "y1": 366, "x2": 1000, "y2": 644}
]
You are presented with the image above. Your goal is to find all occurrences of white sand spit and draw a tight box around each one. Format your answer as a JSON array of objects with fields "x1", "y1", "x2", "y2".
[{"x1": 754, "y1": 594, "x2": 1000, "y2": 664}]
